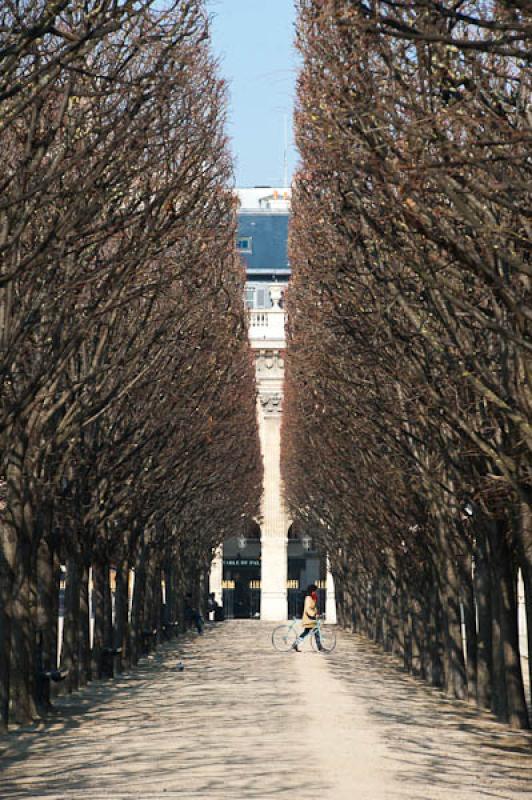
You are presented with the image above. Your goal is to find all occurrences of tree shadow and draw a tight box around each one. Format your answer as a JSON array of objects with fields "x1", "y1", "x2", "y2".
[
  {"x1": 326, "y1": 630, "x2": 532, "y2": 799},
  {"x1": 3, "y1": 622, "x2": 530, "y2": 799},
  {"x1": 0, "y1": 623, "x2": 316, "y2": 798}
]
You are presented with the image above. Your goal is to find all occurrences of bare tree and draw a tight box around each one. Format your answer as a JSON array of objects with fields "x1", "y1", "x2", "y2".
[{"x1": 284, "y1": 0, "x2": 530, "y2": 729}]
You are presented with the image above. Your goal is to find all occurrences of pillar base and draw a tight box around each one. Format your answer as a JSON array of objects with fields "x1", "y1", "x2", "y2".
[
  {"x1": 260, "y1": 537, "x2": 287, "y2": 621},
  {"x1": 260, "y1": 592, "x2": 287, "y2": 622}
]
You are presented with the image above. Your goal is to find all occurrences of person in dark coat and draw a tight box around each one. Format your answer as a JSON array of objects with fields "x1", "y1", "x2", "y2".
[{"x1": 184, "y1": 592, "x2": 204, "y2": 634}]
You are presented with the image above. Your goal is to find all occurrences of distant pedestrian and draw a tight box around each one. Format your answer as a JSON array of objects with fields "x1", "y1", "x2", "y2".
[
  {"x1": 292, "y1": 584, "x2": 322, "y2": 652},
  {"x1": 184, "y1": 593, "x2": 204, "y2": 634},
  {"x1": 208, "y1": 592, "x2": 224, "y2": 622}
]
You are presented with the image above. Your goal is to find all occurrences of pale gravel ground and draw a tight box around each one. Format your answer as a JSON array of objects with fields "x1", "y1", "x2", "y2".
[{"x1": 0, "y1": 621, "x2": 531, "y2": 799}]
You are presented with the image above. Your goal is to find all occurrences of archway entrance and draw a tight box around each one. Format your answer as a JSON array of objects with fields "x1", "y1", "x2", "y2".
[{"x1": 222, "y1": 520, "x2": 261, "y2": 619}]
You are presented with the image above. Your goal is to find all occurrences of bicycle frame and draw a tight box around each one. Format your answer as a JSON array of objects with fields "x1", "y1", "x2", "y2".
[
  {"x1": 272, "y1": 614, "x2": 335, "y2": 653},
  {"x1": 297, "y1": 615, "x2": 325, "y2": 645}
]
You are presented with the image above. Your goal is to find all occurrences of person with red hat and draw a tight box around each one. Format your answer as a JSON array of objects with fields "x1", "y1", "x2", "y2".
[{"x1": 292, "y1": 584, "x2": 322, "y2": 652}]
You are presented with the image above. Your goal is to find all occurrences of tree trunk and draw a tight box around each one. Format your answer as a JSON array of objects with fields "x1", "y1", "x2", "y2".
[
  {"x1": 130, "y1": 547, "x2": 147, "y2": 664},
  {"x1": 165, "y1": 561, "x2": 180, "y2": 636},
  {"x1": 411, "y1": 596, "x2": 423, "y2": 677},
  {"x1": 364, "y1": 578, "x2": 372, "y2": 638},
  {"x1": 0, "y1": 521, "x2": 16, "y2": 731},
  {"x1": 10, "y1": 539, "x2": 38, "y2": 723},
  {"x1": 437, "y1": 519, "x2": 468, "y2": 700},
  {"x1": 518, "y1": 502, "x2": 532, "y2": 710},
  {"x1": 419, "y1": 578, "x2": 432, "y2": 682},
  {"x1": 357, "y1": 575, "x2": 366, "y2": 635},
  {"x1": 490, "y1": 563, "x2": 508, "y2": 722},
  {"x1": 78, "y1": 562, "x2": 91, "y2": 686},
  {"x1": 389, "y1": 583, "x2": 400, "y2": 656},
  {"x1": 488, "y1": 518, "x2": 529, "y2": 728},
  {"x1": 62, "y1": 555, "x2": 81, "y2": 693},
  {"x1": 332, "y1": 558, "x2": 349, "y2": 630},
  {"x1": 343, "y1": 581, "x2": 354, "y2": 632},
  {"x1": 474, "y1": 527, "x2": 493, "y2": 709},
  {"x1": 374, "y1": 573, "x2": 384, "y2": 645},
  {"x1": 521, "y1": 563, "x2": 532, "y2": 712},
  {"x1": 405, "y1": 611, "x2": 413, "y2": 673},
  {"x1": 91, "y1": 560, "x2": 105, "y2": 678},
  {"x1": 199, "y1": 564, "x2": 209, "y2": 621},
  {"x1": 103, "y1": 563, "x2": 113, "y2": 653},
  {"x1": 36, "y1": 535, "x2": 58, "y2": 708},
  {"x1": 3, "y1": 441, "x2": 38, "y2": 725},
  {"x1": 382, "y1": 572, "x2": 391, "y2": 651},
  {"x1": 461, "y1": 551, "x2": 478, "y2": 703},
  {"x1": 421, "y1": 586, "x2": 433, "y2": 684},
  {"x1": 154, "y1": 565, "x2": 163, "y2": 645},
  {"x1": 114, "y1": 562, "x2": 128, "y2": 673},
  {"x1": 395, "y1": 580, "x2": 405, "y2": 662},
  {"x1": 143, "y1": 553, "x2": 156, "y2": 650},
  {"x1": 499, "y1": 561, "x2": 529, "y2": 729},
  {"x1": 430, "y1": 582, "x2": 445, "y2": 688}
]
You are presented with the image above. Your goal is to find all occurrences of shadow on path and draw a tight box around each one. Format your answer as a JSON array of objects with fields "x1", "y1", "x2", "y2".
[
  {"x1": 1, "y1": 622, "x2": 531, "y2": 800},
  {"x1": 325, "y1": 630, "x2": 532, "y2": 799},
  {"x1": 0, "y1": 623, "x2": 314, "y2": 799}
]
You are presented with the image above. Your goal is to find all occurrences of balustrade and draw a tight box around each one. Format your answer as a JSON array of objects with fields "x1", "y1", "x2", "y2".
[{"x1": 248, "y1": 308, "x2": 286, "y2": 340}]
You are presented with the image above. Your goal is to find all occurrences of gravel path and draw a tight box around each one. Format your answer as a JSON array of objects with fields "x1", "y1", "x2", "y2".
[{"x1": 1, "y1": 621, "x2": 531, "y2": 799}]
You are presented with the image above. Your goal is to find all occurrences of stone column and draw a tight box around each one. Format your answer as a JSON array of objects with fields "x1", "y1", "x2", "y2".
[
  {"x1": 209, "y1": 546, "x2": 223, "y2": 606},
  {"x1": 261, "y1": 539, "x2": 288, "y2": 620},
  {"x1": 259, "y1": 393, "x2": 288, "y2": 621},
  {"x1": 325, "y1": 557, "x2": 337, "y2": 624}
]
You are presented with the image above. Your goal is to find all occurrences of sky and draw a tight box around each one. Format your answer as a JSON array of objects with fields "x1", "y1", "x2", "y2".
[{"x1": 206, "y1": 0, "x2": 299, "y2": 188}]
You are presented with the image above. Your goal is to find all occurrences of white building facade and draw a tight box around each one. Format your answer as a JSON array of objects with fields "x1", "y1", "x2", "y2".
[{"x1": 210, "y1": 188, "x2": 336, "y2": 622}]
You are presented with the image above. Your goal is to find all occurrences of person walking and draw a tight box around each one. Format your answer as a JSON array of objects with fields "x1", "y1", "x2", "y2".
[
  {"x1": 208, "y1": 592, "x2": 224, "y2": 622},
  {"x1": 292, "y1": 584, "x2": 322, "y2": 652},
  {"x1": 184, "y1": 592, "x2": 204, "y2": 634}
]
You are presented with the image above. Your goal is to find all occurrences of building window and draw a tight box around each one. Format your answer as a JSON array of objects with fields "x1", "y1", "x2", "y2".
[
  {"x1": 245, "y1": 285, "x2": 275, "y2": 309},
  {"x1": 256, "y1": 287, "x2": 267, "y2": 308},
  {"x1": 237, "y1": 236, "x2": 252, "y2": 253},
  {"x1": 245, "y1": 288, "x2": 255, "y2": 309}
]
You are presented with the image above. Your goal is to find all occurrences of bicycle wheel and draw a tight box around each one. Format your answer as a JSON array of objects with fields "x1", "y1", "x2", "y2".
[
  {"x1": 312, "y1": 626, "x2": 337, "y2": 653},
  {"x1": 272, "y1": 624, "x2": 297, "y2": 652}
]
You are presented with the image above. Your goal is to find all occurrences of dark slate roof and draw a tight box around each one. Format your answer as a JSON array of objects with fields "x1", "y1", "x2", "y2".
[{"x1": 237, "y1": 212, "x2": 290, "y2": 276}]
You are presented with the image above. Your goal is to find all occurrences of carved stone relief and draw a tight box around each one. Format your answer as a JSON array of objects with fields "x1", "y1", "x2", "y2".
[
  {"x1": 260, "y1": 392, "x2": 283, "y2": 416},
  {"x1": 255, "y1": 349, "x2": 284, "y2": 377}
]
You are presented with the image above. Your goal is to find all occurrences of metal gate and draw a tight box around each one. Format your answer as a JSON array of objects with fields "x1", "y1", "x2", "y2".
[
  {"x1": 287, "y1": 580, "x2": 303, "y2": 619},
  {"x1": 222, "y1": 579, "x2": 261, "y2": 619},
  {"x1": 222, "y1": 581, "x2": 235, "y2": 619}
]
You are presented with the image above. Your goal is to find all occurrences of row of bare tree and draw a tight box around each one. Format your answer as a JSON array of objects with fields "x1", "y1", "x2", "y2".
[
  {"x1": 0, "y1": 1, "x2": 262, "y2": 729},
  {"x1": 283, "y1": 1, "x2": 531, "y2": 728}
]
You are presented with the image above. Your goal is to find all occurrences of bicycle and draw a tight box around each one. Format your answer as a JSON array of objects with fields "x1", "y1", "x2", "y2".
[
  {"x1": 271, "y1": 617, "x2": 300, "y2": 651},
  {"x1": 271, "y1": 615, "x2": 336, "y2": 653}
]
